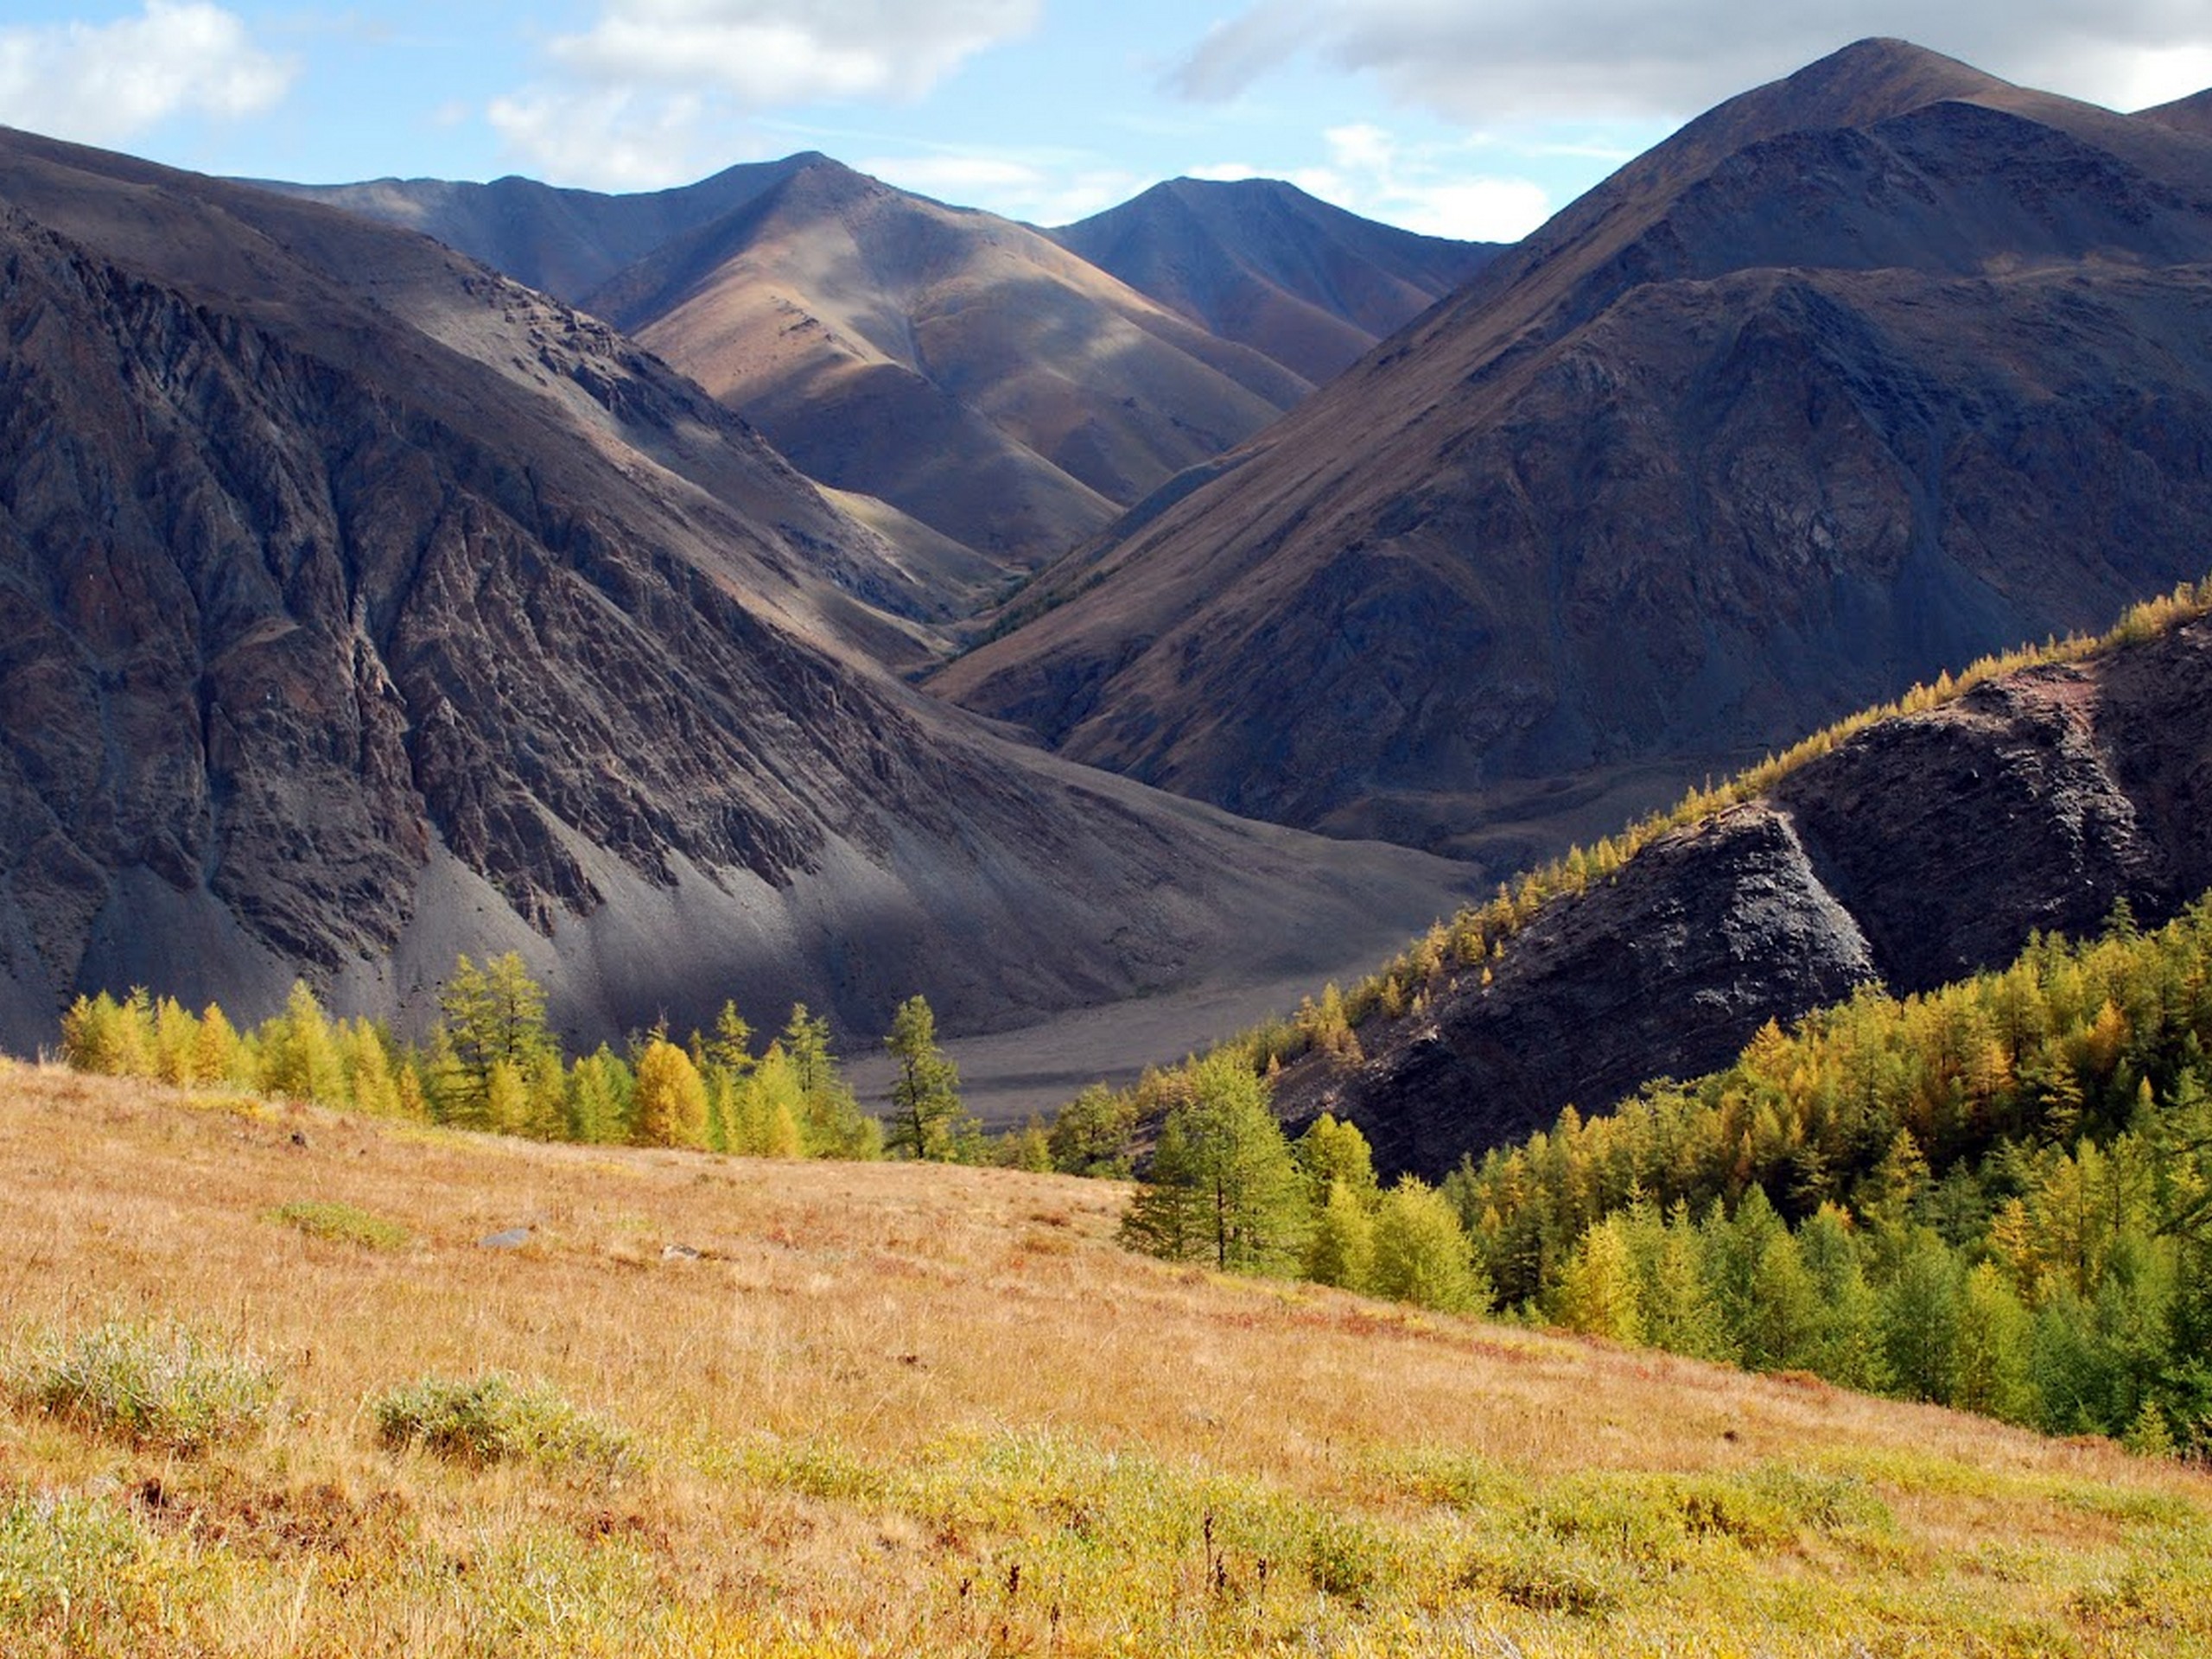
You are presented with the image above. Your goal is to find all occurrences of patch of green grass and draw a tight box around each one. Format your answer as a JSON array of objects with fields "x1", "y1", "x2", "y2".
[
  {"x1": 16, "y1": 1321, "x2": 277, "y2": 1452},
  {"x1": 372, "y1": 1374, "x2": 631, "y2": 1471},
  {"x1": 0, "y1": 1492, "x2": 156, "y2": 1639},
  {"x1": 265, "y1": 1198, "x2": 412, "y2": 1251}
]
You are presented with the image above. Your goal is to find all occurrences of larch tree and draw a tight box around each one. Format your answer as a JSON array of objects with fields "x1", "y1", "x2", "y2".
[
  {"x1": 884, "y1": 995, "x2": 973, "y2": 1161},
  {"x1": 1371, "y1": 1178, "x2": 1490, "y2": 1313},
  {"x1": 1120, "y1": 1052, "x2": 1307, "y2": 1274},
  {"x1": 433, "y1": 952, "x2": 556, "y2": 1128},
  {"x1": 632, "y1": 1033, "x2": 709, "y2": 1150}
]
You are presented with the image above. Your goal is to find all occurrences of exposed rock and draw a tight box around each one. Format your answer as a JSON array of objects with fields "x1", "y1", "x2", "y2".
[
  {"x1": 0, "y1": 129, "x2": 1473, "y2": 1055},
  {"x1": 1277, "y1": 618, "x2": 2212, "y2": 1178}
]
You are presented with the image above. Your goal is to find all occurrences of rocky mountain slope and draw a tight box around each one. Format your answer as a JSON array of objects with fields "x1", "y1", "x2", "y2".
[
  {"x1": 251, "y1": 156, "x2": 815, "y2": 307},
  {"x1": 938, "y1": 40, "x2": 2212, "y2": 870},
  {"x1": 0, "y1": 126, "x2": 1471, "y2": 1055},
  {"x1": 1051, "y1": 176, "x2": 1498, "y2": 383},
  {"x1": 1274, "y1": 609, "x2": 2212, "y2": 1179},
  {"x1": 579, "y1": 157, "x2": 1310, "y2": 571}
]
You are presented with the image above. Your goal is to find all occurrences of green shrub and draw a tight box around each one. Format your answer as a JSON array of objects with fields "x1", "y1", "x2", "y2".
[
  {"x1": 372, "y1": 1374, "x2": 629, "y2": 1470},
  {"x1": 18, "y1": 1321, "x2": 277, "y2": 1451},
  {"x1": 1460, "y1": 1537, "x2": 1627, "y2": 1616},
  {"x1": 0, "y1": 1492, "x2": 151, "y2": 1632},
  {"x1": 264, "y1": 1199, "x2": 412, "y2": 1251}
]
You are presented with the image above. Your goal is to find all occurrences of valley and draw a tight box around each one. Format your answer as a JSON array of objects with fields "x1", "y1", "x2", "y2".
[{"x1": 10, "y1": 22, "x2": 2212, "y2": 1639}]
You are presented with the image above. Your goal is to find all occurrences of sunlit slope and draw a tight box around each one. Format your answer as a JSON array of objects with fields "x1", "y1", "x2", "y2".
[{"x1": 1, "y1": 1065, "x2": 2204, "y2": 1655}]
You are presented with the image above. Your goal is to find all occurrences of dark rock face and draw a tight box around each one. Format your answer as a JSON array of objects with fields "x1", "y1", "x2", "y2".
[
  {"x1": 0, "y1": 197, "x2": 931, "y2": 997},
  {"x1": 0, "y1": 132, "x2": 1472, "y2": 1052},
  {"x1": 1280, "y1": 804, "x2": 1875, "y2": 1178},
  {"x1": 938, "y1": 41, "x2": 2212, "y2": 867},
  {"x1": 1277, "y1": 620, "x2": 2212, "y2": 1179}
]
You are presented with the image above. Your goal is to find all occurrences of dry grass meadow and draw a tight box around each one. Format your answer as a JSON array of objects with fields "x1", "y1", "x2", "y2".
[{"x1": 2, "y1": 1059, "x2": 2208, "y2": 1656}]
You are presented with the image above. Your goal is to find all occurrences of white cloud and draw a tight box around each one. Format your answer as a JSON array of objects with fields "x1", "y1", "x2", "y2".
[
  {"x1": 1186, "y1": 162, "x2": 1263, "y2": 181},
  {"x1": 1294, "y1": 123, "x2": 1551, "y2": 241},
  {"x1": 859, "y1": 154, "x2": 1044, "y2": 195},
  {"x1": 1173, "y1": 0, "x2": 2212, "y2": 126},
  {"x1": 0, "y1": 1, "x2": 293, "y2": 145},
  {"x1": 493, "y1": 0, "x2": 1039, "y2": 187},
  {"x1": 546, "y1": 0, "x2": 1038, "y2": 102},
  {"x1": 855, "y1": 149, "x2": 1142, "y2": 224},
  {"x1": 2081, "y1": 40, "x2": 2212, "y2": 110},
  {"x1": 487, "y1": 86, "x2": 712, "y2": 190}
]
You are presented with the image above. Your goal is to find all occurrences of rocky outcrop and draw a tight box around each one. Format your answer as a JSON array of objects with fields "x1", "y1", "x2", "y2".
[
  {"x1": 938, "y1": 41, "x2": 2212, "y2": 867},
  {"x1": 1275, "y1": 619, "x2": 2212, "y2": 1178}
]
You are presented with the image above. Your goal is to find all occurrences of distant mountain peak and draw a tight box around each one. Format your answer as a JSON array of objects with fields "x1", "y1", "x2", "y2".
[
  {"x1": 1666, "y1": 36, "x2": 2007, "y2": 163},
  {"x1": 2138, "y1": 86, "x2": 2212, "y2": 137}
]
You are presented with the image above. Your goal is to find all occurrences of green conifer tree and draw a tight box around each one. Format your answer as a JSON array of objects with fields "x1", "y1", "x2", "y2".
[
  {"x1": 1120, "y1": 1052, "x2": 1306, "y2": 1274},
  {"x1": 1371, "y1": 1178, "x2": 1490, "y2": 1313},
  {"x1": 883, "y1": 995, "x2": 973, "y2": 1161}
]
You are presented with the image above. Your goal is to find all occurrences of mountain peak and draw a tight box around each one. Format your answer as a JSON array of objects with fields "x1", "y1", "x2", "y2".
[
  {"x1": 1668, "y1": 37, "x2": 2006, "y2": 162},
  {"x1": 2138, "y1": 86, "x2": 2212, "y2": 137}
]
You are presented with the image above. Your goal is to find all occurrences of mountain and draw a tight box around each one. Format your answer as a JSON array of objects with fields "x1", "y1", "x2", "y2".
[
  {"x1": 0, "y1": 125, "x2": 1471, "y2": 1056},
  {"x1": 2139, "y1": 87, "x2": 2212, "y2": 138},
  {"x1": 1269, "y1": 603, "x2": 2212, "y2": 1179},
  {"x1": 579, "y1": 156, "x2": 1310, "y2": 569},
  {"x1": 251, "y1": 155, "x2": 817, "y2": 306},
  {"x1": 1050, "y1": 176, "x2": 1499, "y2": 383},
  {"x1": 937, "y1": 41, "x2": 2212, "y2": 869}
]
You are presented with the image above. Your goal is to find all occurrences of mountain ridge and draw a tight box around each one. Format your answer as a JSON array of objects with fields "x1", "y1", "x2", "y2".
[
  {"x1": 1049, "y1": 175, "x2": 1499, "y2": 382},
  {"x1": 0, "y1": 124, "x2": 1472, "y2": 1057},
  {"x1": 934, "y1": 39, "x2": 2212, "y2": 868},
  {"x1": 1268, "y1": 599, "x2": 2212, "y2": 1179}
]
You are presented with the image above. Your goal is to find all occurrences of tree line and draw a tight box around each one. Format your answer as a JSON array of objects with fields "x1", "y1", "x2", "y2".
[
  {"x1": 58, "y1": 957, "x2": 991, "y2": 1164},
  {"x1": 1432, "y1": 896, "x2": 2212, "y2": 1455},
  {"x1": 1116, "y1": 1052, "x2": 1491, "y2": 1315},
  {"x1": 1109, "y1": 896, "x2": 2212, "y2": 1455}
]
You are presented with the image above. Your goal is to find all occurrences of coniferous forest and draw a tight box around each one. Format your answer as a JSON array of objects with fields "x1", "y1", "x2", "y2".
[{"x1": 58, "y1": 847, "x2": 2212, "y2": 1457}]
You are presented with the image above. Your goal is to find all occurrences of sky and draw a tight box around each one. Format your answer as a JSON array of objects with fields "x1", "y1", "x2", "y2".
[{"x1": 3, "y1": 3, "x2": 2212, "y2": 243}]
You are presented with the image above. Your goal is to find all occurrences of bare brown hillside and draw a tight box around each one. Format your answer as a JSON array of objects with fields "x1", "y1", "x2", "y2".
[
  {"x1": 0, "y1": 127, "x2": 1470, "y2": 1055},
  {"x1": 583, "y1": 157, "x2": 1311, "y2": 570},
  {"x1": 939, "y1": 40, "x2": 2212, "y2": 870}
]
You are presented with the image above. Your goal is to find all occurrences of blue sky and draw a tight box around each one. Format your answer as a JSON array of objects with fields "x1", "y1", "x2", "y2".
[{"x1": 4, "y1": 3, "x2": 2211, "y2": 240}]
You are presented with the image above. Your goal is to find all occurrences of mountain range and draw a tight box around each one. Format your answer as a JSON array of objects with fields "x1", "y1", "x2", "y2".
[
  {"x1": 264, "y1": 161, "x2": 1489, "y2": 589},
  {"x1": 12, "y1": 35, "x2": 2212, "y2": 1126},
  {"x1": 0, "y1": 125, "x2": 1471, "y2": 1059},
  {"x1": 938, "y1": 40, "x2": 2212, "y2": 872}
]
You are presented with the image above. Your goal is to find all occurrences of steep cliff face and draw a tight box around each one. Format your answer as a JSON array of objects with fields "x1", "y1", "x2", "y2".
[
  {"x1": 0, "y1": 132, "x2": 1471, "y2": 1052},
  {"x1": 1274, "y1": 618, "x2": 2212, "y2": 1179},
  {"x1": 938, "y1": 41, "x2": 2212, "y2": 867}
]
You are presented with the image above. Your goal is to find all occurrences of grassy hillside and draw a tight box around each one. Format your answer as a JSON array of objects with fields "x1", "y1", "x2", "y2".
[{"x1": 2, "y1": 1065, "x2": 2207, "y2": 1654}]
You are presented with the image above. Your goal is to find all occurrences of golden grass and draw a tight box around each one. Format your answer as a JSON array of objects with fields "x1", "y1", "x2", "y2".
[{"x1": 2, "y1": 1060, "x2": 2207, "y2": 1655}]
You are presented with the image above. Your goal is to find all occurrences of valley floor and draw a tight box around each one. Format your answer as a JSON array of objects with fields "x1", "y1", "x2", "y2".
[{"x1": 1, "y1": 1064, "x2": 2206, "y2": 1655}]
